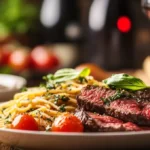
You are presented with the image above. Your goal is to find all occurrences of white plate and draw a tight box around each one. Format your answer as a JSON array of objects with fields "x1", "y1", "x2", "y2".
[{"x1": 0, "y1": 129, "x2": 150, "y2": 149}]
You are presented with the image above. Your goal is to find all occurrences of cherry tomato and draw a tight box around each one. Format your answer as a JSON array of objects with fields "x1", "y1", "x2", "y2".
[
  {"x1": 30, "y1": 46, "x2": 59, "y2": 71},
  {"x1": 51, "y1": 113, "x2": 83, "y2": 132},
  {"x1": 0, "y1": 50, "x2": 3, "y2": 65},
  {"x1": 1, "y1": 44, "x2": 14, "y2": 65},
  {"x1": 8, "y1": 49, "x2": 30, "y2": 71},
  {"x1": 11, "y1": 114, "x2": 39, "y2": 131}
]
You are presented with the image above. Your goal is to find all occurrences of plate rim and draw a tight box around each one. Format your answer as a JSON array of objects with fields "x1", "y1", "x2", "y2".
[{"x1": 0, "y1": 128, "x2": 150, "y2": 137}]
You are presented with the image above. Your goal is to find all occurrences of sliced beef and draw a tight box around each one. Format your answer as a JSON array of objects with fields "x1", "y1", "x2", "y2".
[
  {"x1": 75, "y1": 109, "x2": 141, "y2": 132},
  {"x1": 77, "y1": 85, "x2": 150, "y2": 126},
  {"x1": 106, "y1": 99, "x2": 142, "y2": 124},
  {"x1": 141, "y1": 104, "x2": 150, "y2": 120},
  {"x1": 77, "y1": 85, "x2": 135, "y2": 114},
  {"x1": 135, "y1": 88, "x2": 150, "y2": 101},
  {"x1": 77, "y1": 86, "x2": 106, "y2": 113},
  {"x1": 106, "y1": 100, "x2": 150, "y2": 126}
]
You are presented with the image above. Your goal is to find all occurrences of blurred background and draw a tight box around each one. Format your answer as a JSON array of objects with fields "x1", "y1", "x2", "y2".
[{"x1": 0, "y1": 0, "x2": 150, "y2": 86}]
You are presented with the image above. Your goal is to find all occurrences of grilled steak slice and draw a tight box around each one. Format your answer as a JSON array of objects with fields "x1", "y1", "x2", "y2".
[
  {"x1": 106, "y1": 100, "x2": 150, "y2": 126},
  {"x1": 141, "y1": 104, "x2": 150, "y2": 120},
  {"x1": 135, "y1": 89, "x2": 150, "y2": 101},
  {"x1": 77, "y1": 86, "x2": 106, "y2": 113},
  {"x1": 75, "y1": 109, "x2": 141, "y2": 132},
  {"x1": 77, "y1": 85, "x2": 134, "y2": 114},
  {"x1": 77, "y1": 85, "x2": 150, "y2": 126},
  {"x1": 106, "y1": 99, "x2": 142, "y2": 123}
]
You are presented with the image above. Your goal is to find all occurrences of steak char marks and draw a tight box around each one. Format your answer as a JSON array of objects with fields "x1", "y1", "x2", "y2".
[{"x1": 77, "y1": 85, "x2": 150, "y2": 126}]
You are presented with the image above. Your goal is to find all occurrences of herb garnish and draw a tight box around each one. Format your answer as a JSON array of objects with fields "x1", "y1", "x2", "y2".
[
  {"x1": 27, "y1": 108, "x2": 36, "y2": 112},
  {"x1": 21, "y1": 87, "x2": 27, "y2": 92},
  {"x1": 77, "y1": 77, "x2": 88, "y2": 84},
  {"x1": 59, "y1": 104, "x2": 66, "y2": 112},
  {"x1": 101, "y1": 89, "x2": 133, "y2": 104},
  {"x1": 4, "y1": 120, "x2": 12, "y2": 125},
  {"x1": 54, "y1": 95, "x2": 60, "y2": 104},
  {"x1": 54, "y1": 95, "x2": 69, "y2": 104},
  {"x1": 42, "y1": 68, "x2": 90, "y2": 88},
  {"x1": 60, "y1": 95, "x2": 69, "y2": 102},
  {"x1": 102, "y1": 73, "x2": 150, "y2": 91}
]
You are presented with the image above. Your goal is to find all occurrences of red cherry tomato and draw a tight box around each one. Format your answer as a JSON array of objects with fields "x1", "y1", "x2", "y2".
[
  {"x1": 1, "y1": 44, "x2": 14, "y2": 65},
  {"x1": 51, "y1": 113, "x2": 84, "y2": 132},
  {"x1": 0, "y1": 50, "x2": 3, "y2": 65},
  {"x1": 30, "y1": 46, "x2": 59, "y2": 71},
  {"x1": 8, "y1": 49, "x2": 30, "y2": 71},
  {"x1": 11, "y1": 114, "x2": 39, "y2": 131}
]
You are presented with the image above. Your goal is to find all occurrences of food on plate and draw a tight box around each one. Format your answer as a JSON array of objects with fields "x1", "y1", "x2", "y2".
[
  {"x1": 11, "y1": 114, "x2": 38, "y2": 131},
  {"x1": 1, "y1": 69, "x2": 150, "y2": 132},
  {"x1": 75, "y1": 63, "x2": 109, "y2": 81},
  {"x1": 0, "y1": 68, "x2": 99, "y2": 131},
  {"x1": 76, "y1": 74, "x2": 150, "y2": 129},
  {"x1": 75, "y1": 109, "x2": 141, "y2": 132},
  {"x1": 51, "y1": 113, "x2": 83, "y2": 132}
]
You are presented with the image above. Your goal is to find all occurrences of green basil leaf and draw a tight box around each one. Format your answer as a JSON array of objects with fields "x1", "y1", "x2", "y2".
[
  {"x1": 44, "y1": 68, "x2": 90, "y2": 84},
  {"x1": 79, "y1": 68, "x2": 91, "y2": 77},
  {"x1": 54, "y1": 74, "x2": 80, "y2": 83},
  {"x1": 102, "y1": 73, "x2": 149, "y2": 91},
  {"x1": 54, "y1": 68, "x2": 79, "y2": 78}
]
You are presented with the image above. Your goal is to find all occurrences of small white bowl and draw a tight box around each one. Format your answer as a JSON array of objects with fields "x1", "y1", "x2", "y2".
[{"x1": 0, "y1": 74, "x2": 27, "y2": 101}]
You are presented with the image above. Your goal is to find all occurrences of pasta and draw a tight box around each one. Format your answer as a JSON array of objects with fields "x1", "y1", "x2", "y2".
[{"x1": 0, "y1": 75, "x2": 100, "y2": 131}]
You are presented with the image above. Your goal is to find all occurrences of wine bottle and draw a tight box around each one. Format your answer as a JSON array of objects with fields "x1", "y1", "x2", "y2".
[{"x1": 85, "y1": 0, "x2": 134, "y2": 70}]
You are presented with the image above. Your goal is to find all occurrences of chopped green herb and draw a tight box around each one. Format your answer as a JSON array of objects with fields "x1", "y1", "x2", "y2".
[
  {"x1": 67, "y1": 84, "x2": 72, "y2": 87},
  {"x1": 5, "y1": 114, "x2": 11, "y2": 119},
  {"x1": 43, "y1": 74, "x2": 54, "y2": 81},
  {"x1": 46, "y1": 83, "x2": 55, "y2": 90},
  {"x1": 59, "y1": 104, "x2": 66, "y2": 112},
  {"x1": 54, "y1": 95, "x2": 60, "y2": 104},
  {"x1": 21, "y1": 87, "x2": 27, "y2": 92},
  {"x1": 101, "y1": 89, "x2": 133, "y2": 104},
  {"x1": 60, "y1": 95, "x2": 69, "y2": 102},
  {"x1": 4, "y1": 120, "x2": 12, "y2": 125},
  {"x1": 44, "y1": 92, "x2": 52, "y2": 99},
  {"x1": 40, "y1": 83, "x2": 45, "y2": 88},
  {"x1": 54, "y1": 95, "x2": 69, "y2": 104},
  {"x1": 27, "y1": 108, "x2": 36, "y2": 112},
  {"x1": 78, "y1": 77, "x2": 88, "y2": 84}
]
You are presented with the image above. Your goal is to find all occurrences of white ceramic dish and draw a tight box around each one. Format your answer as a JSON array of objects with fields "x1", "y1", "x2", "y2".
[
  {"x1": 0, "y1": 129, "x2": 150, "y2": 150},
  {"x1": 0, "y1": 74, "x2": 26, "y2": 101}
]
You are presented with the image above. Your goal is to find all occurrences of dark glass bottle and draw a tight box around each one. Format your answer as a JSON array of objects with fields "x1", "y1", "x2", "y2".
[
  {"x1": 85, "y1": 0, "x2": 134, "y2": 70},
  {"x1": 39, "y1": 0, "x2": 82, "y2": 44}
]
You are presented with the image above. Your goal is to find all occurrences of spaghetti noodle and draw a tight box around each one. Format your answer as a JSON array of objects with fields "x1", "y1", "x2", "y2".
[{"x1": 0, "y1": 71, "x2": 100, "y2": 131}]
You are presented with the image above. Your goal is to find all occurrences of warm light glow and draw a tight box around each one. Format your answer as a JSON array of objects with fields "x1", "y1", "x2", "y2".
[
  {"x1": 40, "y1": 0, "x2": 60, "y2": 28},
  {"x1": 117, "y1": 16, "x2": 131, "y2": 33},
  {"x1": 89, "y1": 0, "x2": 109, "y2": 31}
]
